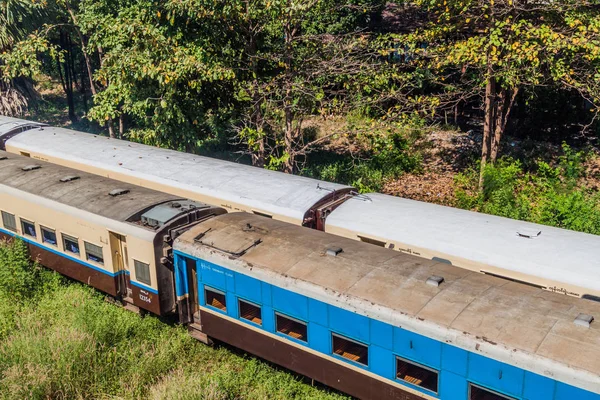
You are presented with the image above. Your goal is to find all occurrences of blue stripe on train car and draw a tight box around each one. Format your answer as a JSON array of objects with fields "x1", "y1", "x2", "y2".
[
  {"x1": 173, "y1": 251, "x2": 600, "y2": 400},
  {"x1": 1, "y1": 227, "x2": 122, "y2": 277}
]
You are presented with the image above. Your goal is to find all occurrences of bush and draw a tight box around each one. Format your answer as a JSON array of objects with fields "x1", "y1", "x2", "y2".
[
  {"x1": 454, "y1": 144, "x2": 600, "y2": 235},
  {"x1": 0, "y1": 240, "x2": 346, "y2": 400}
]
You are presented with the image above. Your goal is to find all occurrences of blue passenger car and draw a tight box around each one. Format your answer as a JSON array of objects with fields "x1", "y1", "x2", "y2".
[{"x1": 174, "y1": 213, "x2": 600, "y2": 400}]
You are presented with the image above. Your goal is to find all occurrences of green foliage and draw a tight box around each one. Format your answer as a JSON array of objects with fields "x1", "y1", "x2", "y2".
[
  {"x1": 303, "y1": 119, "x2": 423, "y2": 192},
  {"x1": 0, "y1": 239, "x2": 347, "y2": 400},
  {"x1": 455, "y1": 145, "x2": 600, "y2": 235}
]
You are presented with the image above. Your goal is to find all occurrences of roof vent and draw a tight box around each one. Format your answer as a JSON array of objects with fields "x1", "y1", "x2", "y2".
[
  {"x1": 326, "y1": 247, "x2": 343, "y2": 257},
  {"x1": 426, "y1": 276, "x2": 445, "y2": 287},
  {"x1": 22, "y1": 164, "x2": 41, "y2": 171},
  {"x1": 574, "y1": 314, "x2": 594, "y2": 328},
  {"x1": 171, "y1": 202, "x2": 182, "y2": 208},
  {"x1": 109, "y1": 189, "x2": 130, "y2": 197},
  {"x1": 60, "y1": 175, "x2": 80, "y2": 183},
  {"x1": 0, "y1": 156, "x2": 7, "y2": 161}
]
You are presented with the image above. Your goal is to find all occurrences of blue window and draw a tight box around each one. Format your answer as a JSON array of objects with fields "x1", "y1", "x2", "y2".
[
  {"x1": 21, "y1": 219, "x2": 36, "y2": 238},
  {"x1": 41, "y1": 226, "x2": 57, "y2": 246},
  {"x1": 62, "y1": 234, "x2": 80, "y2": 255},
  {"x1": 84, "y1": 242, "x2": 104, "y2": 265},
  {"x1": 239, "y1": 299, "x2": 262, "y2": 325},
  {"x1": 396, "y1": 356, "x2": 439, "y2": 394},
  {"x1": 205, "y1": 287, "x2": 226, "y2": 312},
  {"x1": 332, "y1": 333, "x2": 368, "y2": 366},
  {"x1": 469, "y1": 383, "x2": 515, "y2": 400},
  {"x1": 276, "y1": 313, "x2": 307, "y2": 342}
]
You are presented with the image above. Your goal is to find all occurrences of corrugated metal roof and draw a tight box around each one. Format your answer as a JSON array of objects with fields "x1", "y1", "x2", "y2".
[
  {"x1": 0, "y1": 150, "x2": 181, "y2": 223},
  {"x1": 175, "y1": 213, "x2": 600, "y2": 393},
  {"x1": 4, "y1": 126, "x2": 352, "y2": 223},
  {"x1": 326, "y1": 193, "x2": 600, "y2": 297}
]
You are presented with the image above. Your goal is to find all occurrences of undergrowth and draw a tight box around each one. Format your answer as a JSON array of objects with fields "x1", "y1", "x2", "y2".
[
  {"x1": 0, "y1": 239, "x2": 347, "y2": 400},
  {"x1": 455, "y1": 144, "x2": 600, "y2": 234}
]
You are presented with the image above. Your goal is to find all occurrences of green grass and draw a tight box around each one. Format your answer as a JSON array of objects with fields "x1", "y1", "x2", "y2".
[{"x1": 0, "y1": 240, "x2": 348, "y2": 400}]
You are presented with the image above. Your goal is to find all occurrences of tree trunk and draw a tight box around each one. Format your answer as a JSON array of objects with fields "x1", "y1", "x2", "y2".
[
  {"x1": 282, "y1": 17, "x2": 295, "y2": 174},
  {"x1": 119, "y1": 114, "x2": 124, "y2": 139},
  {"x1": 479, "y1": 63, "x2": 496, "y2": 190},
  {"x1": 490, "y1": 87, "x2": 519, "y2": 163},
  {"x1": 65, "y1": 2, "x2": 97, "y2": 97},
  {"x1": 490, "y1": 88, "x2": 506, "y2": 163}
]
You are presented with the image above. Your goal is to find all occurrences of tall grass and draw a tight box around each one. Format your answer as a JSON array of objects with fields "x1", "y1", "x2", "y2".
[{"x1": 0, "y1": 239, "x2": 347, "y2": 400}]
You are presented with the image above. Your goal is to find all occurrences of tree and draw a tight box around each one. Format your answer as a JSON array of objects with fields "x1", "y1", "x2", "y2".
[{"x1": 394, "y1": 0, "x2": 600, "y2": 187}]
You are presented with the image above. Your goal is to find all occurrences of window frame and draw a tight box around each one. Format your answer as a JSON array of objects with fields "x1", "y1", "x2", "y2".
[
  {"x1": 331, "y1": 333, "x2": 369, "y2": 367},
  {"x1": 468, "y1": 383, "x2": 516, "y2": 400},
  {"x1": 275, "y1": 312, "x2": 308, "y2": 343},
  {"x1": 40, "y1": 226, "x2": 57, "y2": 246},
  {"x1": 204, "y1": 286, "x2": 227, "y2": 312},
  {"x1": 1, "y1": 211, "x2": 17, "y2": 232},
  {"x1": 20, "y1": 219, "x2": 37, "y2": 238},
  {"x1": 62, "y1": 233, "x2": 80, "y2": 256},
  {"x1": 238, "y1": 299, "x2": 262, "y2": 326},
  {"x1": 84, "y1": 241, "x2": 105, "y2": 265},
  {"x1": 395, "y1": 356, "x2": 439, "y2": 394},
  {"x1": 134, "y1": 259, "x2": 152, "y2": 286}
]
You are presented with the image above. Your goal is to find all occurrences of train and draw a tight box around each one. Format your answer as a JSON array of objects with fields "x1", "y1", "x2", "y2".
[
  {"x1": 1, "y1": 115, "x2": 599, "y2": 303},
  {"x1": 0, "y1": 149, "x2": 598, "y2": 399}
]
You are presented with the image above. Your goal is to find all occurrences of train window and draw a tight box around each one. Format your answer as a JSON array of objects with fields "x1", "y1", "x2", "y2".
[
  {"x1": 62, "y1": 234, "x2": 80, "y2": 255},
  {"x1": 205, "y1": 287, "x2": 226, "y2": 312},
  {"x1": 1, "y1": 211, "x2": 17, "y2": 232},
  {"x1": 396, "y1": 357, "x2": 439, "y2": 393},
  {"x1": 332, "y1": 334, "x2": 368, "y2": 366},
  {"x1": 469, "y1": 383, "x2": 515, "y2": 400},
  {"x1": 134, "y1": 260, "x2": 151, "y2": 286},
  {"x1": 276, "y1": 313, "x2": 308, "y2": 342},
  {"x1": 358, "y1": 236, "x2": 386, "y2": 247},
  {"x1": 21, "y1": 219, "x2": 36, "y2": 238},
  {"x1": 41, "y1": 226, "x2": 57, "y2": 246},
  {"x1": 84, "y1": 242, "x2": 104, "y2": 265},
  {"x1": 239, "y1": 300, "x2": 262, "y2": 325}
]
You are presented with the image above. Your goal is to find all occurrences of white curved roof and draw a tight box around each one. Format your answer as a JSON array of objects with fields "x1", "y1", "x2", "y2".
[
  {"x1": 326, "y1": 193, "x2": 600, "y2": 295},
  {"x1": 0, "y1": 115, "x2": 46, "y2": 136},
  {"x1": 4, "y1": 126, "x2": 351, "y2": 224}
]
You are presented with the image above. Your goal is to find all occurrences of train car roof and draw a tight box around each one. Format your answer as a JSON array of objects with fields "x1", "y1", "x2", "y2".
[
  {"x1": 326, "y1": 193, "x2": 600, "y2": 296},
  {"x1": 0, "y1": 150, "x2": 182, "y2": 224},
  {"x1": 175, "y1": 213, "x2": 600, "y2": 393},
  {"x1": 2, "y1": 126, "x2": 352, "y2": 223},
  {"x1": 0, "y1": 115, "x2": 46, "y2": 137}
]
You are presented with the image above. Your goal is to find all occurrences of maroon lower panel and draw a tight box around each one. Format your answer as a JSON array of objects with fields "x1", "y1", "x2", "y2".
[
  {"x1": 130, "y1": 283, "x2": 161, "y2": 315},
  {"x1": 200, "y1": 310, "x2": 424, "y2": 400}
]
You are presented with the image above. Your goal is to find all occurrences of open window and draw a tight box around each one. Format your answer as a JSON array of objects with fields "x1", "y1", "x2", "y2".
[
  {"x1": 85, "y1": 242, "x2": 104, "y2": 265},
  {"x1": 62, "y1": 234, "x2": 80, "y2": 255},
  {"x1": 276, "y1": 313, "x2": 307, "y2": 342},
  {"x1": 41, "y1": 226, "x2": 57, "y2": 246},
  {"x1": 469, "y1": 384, "x2": 515, "y2": 400},
  {"x1": 1, "y1": 211, "x2": 16, "y2": 232},
  {"x1": 20, "y1": 219, "x2": 36, "y2": 238},
  {"x1": 396, "y1": 357, "x2": 438, "y2": 393},
  {"x1": 205, "y1": 287, "x2": 226, "y2": 312},
  {"x1": 239, "y1": 299, "x2": 262, "y2": 325},
  {"x1": 332, "y1": 334, "x2": 368, "y2": 366}
]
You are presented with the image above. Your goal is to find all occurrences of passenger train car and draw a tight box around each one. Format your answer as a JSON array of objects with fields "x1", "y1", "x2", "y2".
[
  {"x1": 174, "y1": 213, "x2": 600, "y2": 400},
  {"x1": 2, "y1": 116, "x2": 600, "y2": 303},
  {"x1": 1, "y1": 148, "x2": 599, "y2": 399},
  {"x1": 0, "y1": 116, "x2": 353, "y2": 229},
  {"x1": 325, "y1": 193, "x2": 600, "y2": 301},
  {"x1": 0, "y1": 150, "x2": 225, "y2": 314}
]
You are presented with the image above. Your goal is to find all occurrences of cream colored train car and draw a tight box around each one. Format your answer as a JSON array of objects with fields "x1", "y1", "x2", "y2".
[
  {"x1": 0, "y1": 116, "x2": 353, "y2": 228},
  {"x1": 0, "y1": 150, "x2": 224, "y2": 314},
  {"x1": 325, "y1": 193, "x2": 600, "y2": 301}
]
